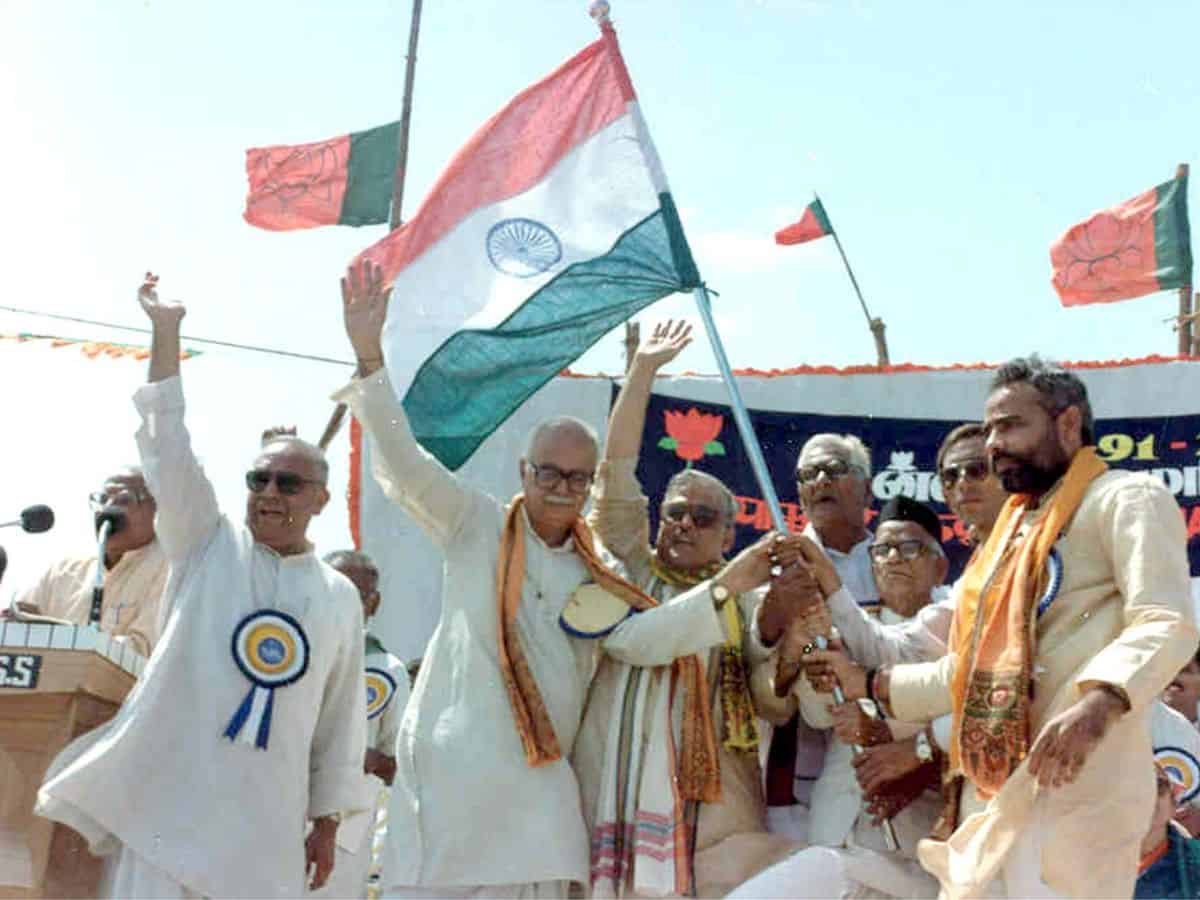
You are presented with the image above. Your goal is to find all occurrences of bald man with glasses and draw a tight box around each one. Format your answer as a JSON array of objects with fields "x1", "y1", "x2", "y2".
[{"x1": 12, "y1": 468, "x2": 167, "y2": 657}]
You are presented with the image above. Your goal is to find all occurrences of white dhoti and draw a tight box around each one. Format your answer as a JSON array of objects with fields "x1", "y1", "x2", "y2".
[
  {"x1": 727, "y1": 843, "x2": 937, "y2": 900},
  {"x1": 382, "y1": 880, "x2": 568, "y2": 899},
  {"x1": 104, "y1": 846, "x2": 205, "y2": 900}
]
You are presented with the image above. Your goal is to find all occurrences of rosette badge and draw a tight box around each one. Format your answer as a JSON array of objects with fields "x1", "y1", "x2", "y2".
[
  {"x1": 224, "y1": 610, "x2": 310, "y2": 749},
  {"x1": 365, "y1": 667, "x2": 398, "y2": 720}
]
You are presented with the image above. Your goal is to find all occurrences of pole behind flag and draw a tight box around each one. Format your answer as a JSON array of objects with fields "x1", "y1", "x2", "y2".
[{"x1": 1050, "y1": 170, "x2": 1192, "y2": 307}]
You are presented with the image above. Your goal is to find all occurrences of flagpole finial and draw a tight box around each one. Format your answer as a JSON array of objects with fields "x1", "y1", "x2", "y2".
[{"x1": 589, "y1": 1, "x2": 611, "y2": 25}]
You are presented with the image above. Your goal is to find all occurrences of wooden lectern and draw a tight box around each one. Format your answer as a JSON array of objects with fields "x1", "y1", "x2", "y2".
[{"x1": 0, "y1": 621, "x2": 144, "y2": 899}]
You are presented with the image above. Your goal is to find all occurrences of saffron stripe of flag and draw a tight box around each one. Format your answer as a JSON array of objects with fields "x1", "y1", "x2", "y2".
[
  {"x1": 1050, "y1": 174, "x2": 1192, "y2": 307},
  {"x1": 244, "y1": 121, "x2": 400, "y2": 231},
  {"x1": 775, "y1": 198, "x2": 833, "y2": 246},
  {"x1": 352, "y1": 26, "x2": 698, "y2": 470}
]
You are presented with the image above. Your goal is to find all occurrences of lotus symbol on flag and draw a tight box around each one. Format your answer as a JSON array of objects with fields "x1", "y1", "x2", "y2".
[
  {"x1": 1051, "y1": 210, "x2": 1148, "y2": 301},
  {"x1": 247, "y1": 141, "x2": 342, "y2": 217},
  {"x1": 658, "y1": 409, "x2": 726, "y2": 466}
]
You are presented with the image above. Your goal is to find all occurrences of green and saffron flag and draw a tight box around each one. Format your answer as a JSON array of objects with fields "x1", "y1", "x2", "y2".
[
  {"x1": 1051, "y1": 174, "x2": 1192, "y2": 306},
  {"x1": 244, "y1": 121, "x2": 400, "y2": 231},
  {"x1": 775, "y1": 198, "x2": 834, "y2": 246}
]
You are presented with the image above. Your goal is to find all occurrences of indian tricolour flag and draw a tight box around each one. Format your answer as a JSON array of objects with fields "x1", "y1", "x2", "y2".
[{"x1": 353, "y1": 19, "x2": 699, "y2": 470}]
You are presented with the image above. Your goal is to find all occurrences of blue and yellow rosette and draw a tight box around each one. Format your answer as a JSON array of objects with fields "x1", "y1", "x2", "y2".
[
  {"x1": 1156, "y1": 746, "x2": 1200, "y2": 803},
  {"x1": 365, "y1": 667, "x2": 398, "y2": 720},
  {"x1": 224, "y1": 610, "x2": 310, "y2": 750}
]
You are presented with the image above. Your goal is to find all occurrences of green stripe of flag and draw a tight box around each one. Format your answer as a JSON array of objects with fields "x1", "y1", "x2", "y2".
[
  {"x1": 403, "y1": 192, "x2": 699, "y2": 470},
  {"x1": 339, "y1": 121, "x2": 401, "y2": 226},
  {"x1": 1154, "y1": 174, "x2": 1193, "y2": 291}
]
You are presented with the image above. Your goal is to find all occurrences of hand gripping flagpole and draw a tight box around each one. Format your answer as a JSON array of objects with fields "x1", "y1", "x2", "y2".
[{"x1": 588, "y1": 1, "x2": 897, "y2": 852}]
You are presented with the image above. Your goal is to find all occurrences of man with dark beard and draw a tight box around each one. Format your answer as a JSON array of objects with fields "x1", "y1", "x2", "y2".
[{"x1": 855, "y1": 355, "x2": 1197, "y2": 898}]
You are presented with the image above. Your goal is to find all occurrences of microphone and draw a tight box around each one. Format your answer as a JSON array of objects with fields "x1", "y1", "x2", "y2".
[
  {"x1": 94, "y1": 508, "x2": 127, "y2": 536},
  {"x1": 0, "y1": 504, "x2": 55, "y2": 533}
]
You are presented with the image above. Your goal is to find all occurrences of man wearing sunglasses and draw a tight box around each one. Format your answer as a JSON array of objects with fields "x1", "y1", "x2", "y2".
[
  {"x1": 811, "y1": 357, "x2": 1197, "y2": 898},
  {"x1": 38, "y1": 278, "x2": 370, "y2": 899},
  {"x1": 336, "y1": 265, "x2": 754, "y2": 899},
  {"x1": 12, "y1": 468, "x2": 167, "y2": 657},
  {"x1": 576, "y1": 320, "x2": 801, "y2": 897}
]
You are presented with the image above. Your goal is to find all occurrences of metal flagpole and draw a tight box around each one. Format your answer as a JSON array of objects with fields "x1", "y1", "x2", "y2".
[{"x1": 691, "y1": 286, "x2": 787, "y2": 530}]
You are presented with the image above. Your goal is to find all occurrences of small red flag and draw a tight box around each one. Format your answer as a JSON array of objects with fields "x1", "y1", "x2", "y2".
[
  {"x1": 775, "y1": 198, "x2": 834, "y2": 246},
  {"x1": 1050, "y1": 175, "x2": 1192, "y2": 306}
]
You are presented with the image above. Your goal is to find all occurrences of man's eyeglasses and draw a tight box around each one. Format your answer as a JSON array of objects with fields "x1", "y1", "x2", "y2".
[
  {"x1": 796, "y1": 459, "x2": 861, "y2": 485},
  {"x1": 526, "y1": 462, "x2": 594, "y2": 495},
  {"x1": 661, "y1": 500, "x2": 723, "y2": 530},
  {"x1": 939, "y1": 459, "x2": 990, "y2": 491},
  {"x1": 89, "y1": 488, "x2": 152, "y2": 508},
  {"x1": 868, "y1": 540, "x2": 933, "y2": 563},
  {"x1": 245, "y1": 469, "x2": 323, "y2": 496}
]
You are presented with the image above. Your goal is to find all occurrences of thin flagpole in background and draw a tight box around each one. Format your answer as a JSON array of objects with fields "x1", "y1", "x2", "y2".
[
  {"x1": 320, "y1": 0, "x2": 425, "y2": 450},
  {"x1": 820, "y1": 192, "x2": 891, "y2": 367}
]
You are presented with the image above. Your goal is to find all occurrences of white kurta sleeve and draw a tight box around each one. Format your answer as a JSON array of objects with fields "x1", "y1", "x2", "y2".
[
  {"x1": 828, "y1": 586, "x2": 952, "y2": 667},
  {"x1": 586, "y1": 458, "x2": 653, "y2": 580},
  {"x1": 133, "y1": 375, "x2": 220, "y2": 562},
  {"x1": 1076, "y1": 477, "x2": 1199, "y2": 714},
  {"x1": 602, "y1": 583, "x2": 726, "y2": 667},
  {"x1": 332, "y1": 369, "x2": 479, "y2": 548},
  {"x1": 309, "y1": 593, "x2": 370, "y2": 820}
]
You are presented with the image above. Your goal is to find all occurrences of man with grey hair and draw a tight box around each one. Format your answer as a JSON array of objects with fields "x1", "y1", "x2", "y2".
[
  {"x1": 579, "y1": 320, "x2": 800, "y2": 896},
  {"x1": 756, "y1": 430, "x2": 880, "y2": 843},
  {"x1": 338, "y1": 265, "x2": 778, "y2": 898},
  {"x1": 13, "y1": 466, "x2": 167, "y2": 657}
]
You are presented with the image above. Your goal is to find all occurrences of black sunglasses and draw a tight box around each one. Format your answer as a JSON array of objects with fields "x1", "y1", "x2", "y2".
[
  {"x1": 245, "y1": 469, "x2": 322, "y2": 496},
  {"x1": 661, "y1": 500, "x2": 723, "y2": 529},
  {"x1": 939, "y1": 459, "x2": 990, "y2": 491},
  {"x1": 796, "y1": 459, "x2": 861, "y2": 485}
]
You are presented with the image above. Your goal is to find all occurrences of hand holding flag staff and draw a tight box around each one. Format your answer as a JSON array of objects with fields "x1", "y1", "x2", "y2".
[{"x1": 776, "y1": 196, "x2": 891, "y2": 367}]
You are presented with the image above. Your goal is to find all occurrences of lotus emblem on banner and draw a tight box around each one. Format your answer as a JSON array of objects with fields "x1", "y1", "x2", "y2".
[{"x1": 658, "y1": 409, "x2": 726, "y2": 466}]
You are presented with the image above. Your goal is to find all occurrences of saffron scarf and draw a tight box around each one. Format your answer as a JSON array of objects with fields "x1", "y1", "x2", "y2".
[
  {"x1": 496, "y1": 495, "x2": 721, "y2": 801},
  {"x1": 948, "y1": 447, "x2": 1106, "y2": 796},
  {"x1": 648, "y1": 554, "x2": 760, "y2": 752}
]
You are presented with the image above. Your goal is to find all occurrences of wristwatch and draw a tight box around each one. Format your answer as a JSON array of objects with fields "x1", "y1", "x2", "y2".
[
  {"x1": 915, "y1": 729, "x2": 934, "y2": 763},
  {"x1": 710, "y1": 581, "x2": 732, "y2": 610}
]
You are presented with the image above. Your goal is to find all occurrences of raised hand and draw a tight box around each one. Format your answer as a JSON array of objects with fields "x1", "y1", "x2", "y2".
[
  {"x1": 633, "y1": 319, "x2": 693, "y2": 372},
  {"x1": 830, "y1": 700, "x2": 891, "y2": 747},
  {"x1": 341, "y1": 259, "x2": 391, "y2": 370},
  {"x1": 802, "y1": 640, "x2": 868, "y2": 700},
  {"x1": 136, "y1": 272, "x2": 186, "y2": 326}
]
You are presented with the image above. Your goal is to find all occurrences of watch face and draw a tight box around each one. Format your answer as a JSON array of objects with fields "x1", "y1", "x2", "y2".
[
  {"x1": 916, "y1": 733, "x2": 933, "y2": 762},
  {"x1": 712, "y1": 583, "x2": 730, "y2": 601},
  {"x1": 859, "y1": 699, "x2": 880, "y2": 719}
]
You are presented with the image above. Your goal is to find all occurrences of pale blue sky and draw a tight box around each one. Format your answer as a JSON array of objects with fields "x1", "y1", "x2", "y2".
[{"x1": 2, "y1": 0, "x2": 1198, "y2": 376}]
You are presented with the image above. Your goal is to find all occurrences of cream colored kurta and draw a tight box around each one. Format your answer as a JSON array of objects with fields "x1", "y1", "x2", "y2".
[
  {"x1": 335, "y1": 371, "x2": 729, "y2": 892},
  {"x1": 36, "y1": 376, "x2": 371, "y2": 899},
  {"x1": 888, "y1": 469, "x2": 1199, "y2": 899},
  {"x1": 578, "y1": 458, "x2": 794, "y2": 898},
  {"x1": 19, "y1": 539, "x2": 168, "y2": 657}
]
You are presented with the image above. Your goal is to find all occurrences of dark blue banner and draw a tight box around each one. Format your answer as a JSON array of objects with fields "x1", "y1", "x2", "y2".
[{"x1": 630, "y1": 389, "x2": 1200, "y2": 579}]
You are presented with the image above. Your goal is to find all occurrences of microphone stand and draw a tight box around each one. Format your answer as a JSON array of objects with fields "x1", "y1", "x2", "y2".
[{"x1": 91, "y1": 518, "x2": 115, "y2": 625}]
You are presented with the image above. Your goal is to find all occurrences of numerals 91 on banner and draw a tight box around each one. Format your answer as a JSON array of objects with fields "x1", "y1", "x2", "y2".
[{"x1": 1095, "y1": 433, "x2": 1168, "y2": 462}]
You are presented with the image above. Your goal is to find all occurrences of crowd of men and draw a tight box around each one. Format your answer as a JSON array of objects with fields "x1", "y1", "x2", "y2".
[{"x1": 6, "y1": 259, "x2": 1200, "y2": 899}]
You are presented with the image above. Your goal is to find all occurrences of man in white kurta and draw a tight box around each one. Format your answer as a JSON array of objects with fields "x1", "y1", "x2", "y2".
[
  {"x1": 36, "y1": 280, "x2": 370, "y2": 899},
  {"x1": 312, "y1": 550, "x2": 412, "y2": 900},
  {"x1": 336, "y1": 267, "x2": 738, "y2": 898},
  {"x1": 15, "y1": 469, "x2": 167, "y2": 657}
]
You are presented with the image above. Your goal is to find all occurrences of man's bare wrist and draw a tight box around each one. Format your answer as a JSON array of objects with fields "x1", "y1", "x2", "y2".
[{"x1": 356, "y1": 356, "x2": 384, "y2": 377}]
